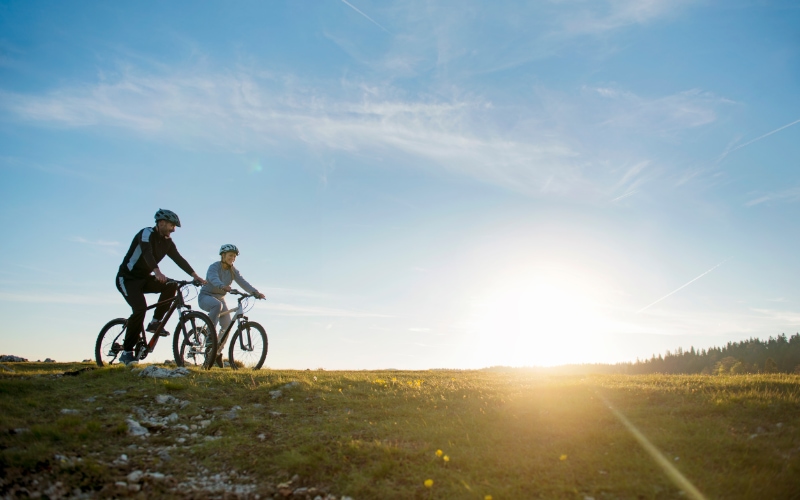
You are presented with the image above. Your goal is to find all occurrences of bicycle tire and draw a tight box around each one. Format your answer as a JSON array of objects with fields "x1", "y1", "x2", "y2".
[
  {"x1": 95, "y1": 318, "x2": 128, "y2": 367},
  {"x1": 228, "y1": 321, "x2": 268, "y2": 370},
  {"x1": 173, "y1": 311, "x2": 218, "y2": 370}
]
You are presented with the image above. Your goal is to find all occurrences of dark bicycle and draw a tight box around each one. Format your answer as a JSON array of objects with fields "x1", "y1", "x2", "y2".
[
  {"x1": 217, "y1": 289, "x2": 268, "y2": 369},
  {"x1": 95, "y1": 279, "x2": 218, "y2": 369}
]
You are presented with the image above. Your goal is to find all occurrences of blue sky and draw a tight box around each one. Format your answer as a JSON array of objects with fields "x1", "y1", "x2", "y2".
[{"x1": 1, "y1": 0, "x2": 799, "y2": 369}]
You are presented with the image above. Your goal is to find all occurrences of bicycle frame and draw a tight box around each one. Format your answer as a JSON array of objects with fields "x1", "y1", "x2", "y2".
[
  {"x1": 216, "y1": 292, "x2": 250, "y2": 349},
  {"x1": 133, "y1": 280, "x2": 195, "y2": 360}
]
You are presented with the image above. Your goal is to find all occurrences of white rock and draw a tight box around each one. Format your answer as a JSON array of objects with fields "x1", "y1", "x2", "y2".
[
  {"x1": 127, "y1": 470, "x2": 144, "y2": 483},
  {"x1": 115, "y1": 481, "x2": 127, "y2": 488},
  {"x1": 269, "y1": 390, "x2": 282, "y2": 399},
  {"x1": 156, "y1": 394, "x2": 178, "y2": 404},
  {"x1": 126, "y1": 419, "x2": 149, "y2": 437},
  {"x1": 60, "y1": 409, "x2": 79, "y2": 415},
  {"x1": 139, "y1": 365, "x2": 191, "y2": 379},
  {"x1": 166, "y1": 412, "x2": 179, "y2": 423}
]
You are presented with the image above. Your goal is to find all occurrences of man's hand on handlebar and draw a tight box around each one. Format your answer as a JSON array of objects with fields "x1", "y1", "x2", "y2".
[
  {"x1": 154, "y1": 268, "x2": 167, "y2": 283},
  {"x1": 192, "y1": 273, "x2": 208, "y2": 286},
  {"x1": 255, "y1": 292, "x2": 266, "y2": 300}
]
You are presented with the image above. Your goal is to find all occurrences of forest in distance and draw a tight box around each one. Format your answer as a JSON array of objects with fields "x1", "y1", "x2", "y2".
[{"x1": 485, "y1": 333, "x2": 800, "y2": 376}]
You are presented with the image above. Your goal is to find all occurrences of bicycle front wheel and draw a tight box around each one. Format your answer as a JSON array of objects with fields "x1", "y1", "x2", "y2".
[
  {"x1": 95, "y1": 318, "x2": 128, "y2": 367},
  {"x1": 173, "y1": 312, "x2": 217, "y2": 370},
  {"x1": 228, "y1": 321, "x2": 268, "y2": 370}
]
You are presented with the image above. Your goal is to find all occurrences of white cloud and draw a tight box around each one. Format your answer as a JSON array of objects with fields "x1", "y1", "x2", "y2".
[
  {"x1": 588, "y1": 86, "x2": 729, "y2": 132},
  {"x1": 0, "y1": 68, "x2": 584, "y2": 196},
  {"x1": 0, "y1": 63, "x2": 728, "y2": 198},
  {"x1": 559, "y1": 0, "x2": 695, "y2": 36},
  {"x1": 0, "y1": 291, "x2": 120, "y2": 305},
  {"x1": 255, "y1": 302, "x2": 391, "y2": 318},
  {"x1": 69, "y1": 236, "x2": 120, "y2": 247},
  {"x1": 745, "y1": 186, "x2": 800, "y2": 207}
]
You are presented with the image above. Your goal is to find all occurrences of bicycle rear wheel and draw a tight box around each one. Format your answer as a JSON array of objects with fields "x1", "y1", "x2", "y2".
[
  {"x1": 173, "y1": 311, "x2": 217, "y2": 370},
  {"x1": 228, "y1": 321, "x2": 268, "y2": 370},
  {"x1": 95, "y1": 318, "x2": 128, "y2": 367}
]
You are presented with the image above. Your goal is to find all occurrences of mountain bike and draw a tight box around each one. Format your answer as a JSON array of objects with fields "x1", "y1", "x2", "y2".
[
  {"x1": 95, "y1": 279, "x2": 218, "y2": 369},
  {"x1": 216, "y1": 289, "x2": 268, "y2": 369}
]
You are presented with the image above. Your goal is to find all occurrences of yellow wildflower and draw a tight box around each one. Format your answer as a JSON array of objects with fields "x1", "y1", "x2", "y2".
[
  {"x1": 560, "y1": 454, "x2": 568, "y2": 461},
  {"x1": 443, "y1": 455, "x2": 450, "y2": 462},
  {"x1": 424, "y1": 479, "x2": 433, "y2": 488},
  {"x1": 435, "y1": 449, "x2": 443, "y2": 457},
  {"x1": 485, "y1": 496, "x2": 493, "y2": 500}
]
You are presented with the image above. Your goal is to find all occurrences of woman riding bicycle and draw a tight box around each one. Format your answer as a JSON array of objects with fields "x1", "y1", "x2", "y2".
[{"x1": 198, "y1": 244, "x2": 265, "y2": 367}]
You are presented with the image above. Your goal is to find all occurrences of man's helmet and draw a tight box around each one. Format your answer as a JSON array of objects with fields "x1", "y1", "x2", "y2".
[
  {"x1": 219, "y1": 244, "x2": 239, "y2": 255},
  {"x1": 154, "y1": 209, "x2": 181, "y2": 227}
]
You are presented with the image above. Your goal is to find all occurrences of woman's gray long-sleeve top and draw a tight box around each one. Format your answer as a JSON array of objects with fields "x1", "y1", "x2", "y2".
[{"x1": 199, "y1": 261, "x2": 259, "y2": 298}]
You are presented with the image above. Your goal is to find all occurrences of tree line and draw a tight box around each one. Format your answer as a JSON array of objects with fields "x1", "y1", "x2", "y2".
[{"x1": 624, "y1": 333, "x2": 800, "y2": 375}]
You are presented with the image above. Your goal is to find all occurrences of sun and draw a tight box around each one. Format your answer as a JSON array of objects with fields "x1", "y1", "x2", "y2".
[{"x1": 466, "y1": 263, "x2": 613, "y2": 367}]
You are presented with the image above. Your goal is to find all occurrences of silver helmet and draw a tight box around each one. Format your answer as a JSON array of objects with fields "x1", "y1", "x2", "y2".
[
  {"x1": 219, "y1": 244, "x2": 239, "y2": 255},
  {"x1": 154, "y1": 208, "x2": 181, "y2": 227}
]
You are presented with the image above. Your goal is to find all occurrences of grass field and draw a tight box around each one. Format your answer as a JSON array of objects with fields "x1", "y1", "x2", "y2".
[{"x1": 1, "y1": 363, "x2": 799, "y2": 499}]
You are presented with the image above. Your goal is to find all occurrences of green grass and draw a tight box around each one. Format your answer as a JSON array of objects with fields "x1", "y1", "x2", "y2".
[{"x1": 1, "y1": 364, "x2": 799, "y2": 499}]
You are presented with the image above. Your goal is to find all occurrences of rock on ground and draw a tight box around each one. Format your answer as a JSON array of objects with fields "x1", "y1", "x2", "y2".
[
  {"x1": 137, "y1": 366, "x2": 191, "y2": 379},
  {"x1": 0, "y1": 354, "x2": 28, "y2": 362}
]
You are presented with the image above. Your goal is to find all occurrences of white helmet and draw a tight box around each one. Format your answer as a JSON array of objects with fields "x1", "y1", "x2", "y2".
[{"x1": 219, "y1": 244, "x2": 239, "y2": 255}]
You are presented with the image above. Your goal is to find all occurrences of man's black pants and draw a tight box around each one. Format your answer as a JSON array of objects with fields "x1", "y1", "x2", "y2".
[{"x1": 115, "y1": 274, "x2": 178, "y2": 351}]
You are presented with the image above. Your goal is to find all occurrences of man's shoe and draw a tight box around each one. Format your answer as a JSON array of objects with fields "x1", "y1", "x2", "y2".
[
  {"x1": 215, "y1": 354, "x2": 224, "y2": 368},
  {"x1": 146, "y1": 320, "x2": 170, "y2": 337},
  {"x1": 118, "y1": 351, "x2": 139, "y2": 366}
]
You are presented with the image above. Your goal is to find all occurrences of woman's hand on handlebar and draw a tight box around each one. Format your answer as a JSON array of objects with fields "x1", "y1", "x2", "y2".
[{"x1": 255, "y1": 292, "x2": 266, "y2": 300}]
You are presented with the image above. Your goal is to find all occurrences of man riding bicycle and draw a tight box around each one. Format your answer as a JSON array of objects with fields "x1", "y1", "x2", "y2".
[{"x1": 115, "y1": 209, "x2": 207, "y2": 366}]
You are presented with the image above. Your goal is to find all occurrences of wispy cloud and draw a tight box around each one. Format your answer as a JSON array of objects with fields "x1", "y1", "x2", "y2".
[
  {"x1": 560, "y1": 0, "x2": 695, "y2": 36},
  {"x1": 256, "y1": 302, "x2": 391, "y2": 318},
  {"x1": 637, "y1": 258, "x2": 730, "y2": 314},
  {"x1": 0, "y1": 291, "x2": 120, "y2": 305},
  {"x1": 339, "y1": 0, "x2": 390, "y2": 33},
  {"x1": 745, "y1": 186, "x2": 800, "y2": 207},
  {"x1": 588, "y1": 86, "x2": 728, "y2": 132},
  {"x1": 0, "y1": 68, "x2": 584, "y2": 196},
  {"x1": 751, "y1": 308, "x2": 800, "y2": 324},
  {"x1": 69, "y1": 236, "x2": 120, "y2": 247},
  {"x1": 0, "y1": 65, "x2": 729, "y2": 199},
  {"x1": 718, "y1": 117, "x2": 800, "y2": 163}
]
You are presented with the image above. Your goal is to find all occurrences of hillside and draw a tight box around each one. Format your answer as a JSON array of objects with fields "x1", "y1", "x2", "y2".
[{"x1": 1, "y1": 363, "x2": 799, "y2": 499}]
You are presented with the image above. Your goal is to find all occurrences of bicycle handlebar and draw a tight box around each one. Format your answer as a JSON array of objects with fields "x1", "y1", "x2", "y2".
[
  {"x1": 228, "y1": 289, "x2": 264, "y2": 299},
  {"x1": 166, "y1": 278, "x2": 204, "y2": 287}
]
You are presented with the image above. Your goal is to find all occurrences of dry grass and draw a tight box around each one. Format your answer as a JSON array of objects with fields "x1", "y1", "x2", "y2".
[{"x1": 1, "y1": 364, "x2": 799, "y2": 498}]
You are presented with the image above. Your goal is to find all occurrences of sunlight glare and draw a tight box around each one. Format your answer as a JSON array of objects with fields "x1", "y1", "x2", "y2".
[{"x1": 467, "y1": 264, "x2": 614, "y2": 366}]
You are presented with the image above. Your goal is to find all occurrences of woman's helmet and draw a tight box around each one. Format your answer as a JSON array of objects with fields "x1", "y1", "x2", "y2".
[
  {"x1": 219, "y1": 244, "x2": 239, "y2": 255},
  {"x1": 154, "y1": 208, "x2": 181, "y2": 227}
]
